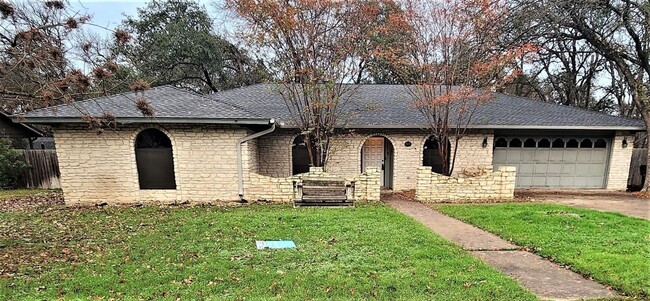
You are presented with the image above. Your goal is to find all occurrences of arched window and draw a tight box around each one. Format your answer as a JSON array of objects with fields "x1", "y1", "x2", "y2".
[
  {"x1": 566, "y1": 138, "x2": 579, "y2": 148},
  {"x1": 292, "y1": 135, "x2": 313, "y2": 175},
  {"x1": 495, "y1": 138, "x2": 508, "y2": 148},
  {"x1": 423, "y1": 136, "x2": 449, "y2": 174},
  {"x1": 509, "y1": 138, "x2": 522, "y2": 148},
  {"x1": 594, "y1": 139, "x2": 607, "y2": 148},
  {"x1": 552, "y1": 138, "x2": 565, "y2": 148},
  {"x1": 580, "y1": 139, "x2": 593, "y2": 148},
  {"x1": 523, "y1": 138, "x2": 536, "y2": 148},
  {"x1": 538, "y1": 138, "x2": 551, "y2": 148},
  {"x1": 135, "y1": 129, "x2": 176, "y2": 189}
]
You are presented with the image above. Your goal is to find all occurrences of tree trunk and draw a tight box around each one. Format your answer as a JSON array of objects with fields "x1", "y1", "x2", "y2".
[{"x1": 643, "y1": 111, "x2": 650, "y2": 192}]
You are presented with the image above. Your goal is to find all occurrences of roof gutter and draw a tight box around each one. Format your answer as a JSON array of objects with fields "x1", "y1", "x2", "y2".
[{"x1": 236, "y1": 119, "x2": 276, "y2": 200}]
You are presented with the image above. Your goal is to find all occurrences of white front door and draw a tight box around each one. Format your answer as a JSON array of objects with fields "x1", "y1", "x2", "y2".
[{"x1": 362, "y1": 137, "x2": 385, "y2": 186}]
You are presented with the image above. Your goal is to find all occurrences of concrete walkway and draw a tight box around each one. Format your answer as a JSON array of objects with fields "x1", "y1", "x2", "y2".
[{"x1": 387, "y1": 199, "x2": 617, "y2": 301}]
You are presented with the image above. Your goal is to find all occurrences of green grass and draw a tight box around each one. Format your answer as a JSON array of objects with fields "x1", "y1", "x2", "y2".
[
  {"x1": 436, "y1": 203, "x2": 650, "y2": 298},
  {"x1": 0, "y1": 204, "x2": 536, "y2": 300},
  {"x1": 0, "y1": 189, "x2": 60, "y2": 200}
]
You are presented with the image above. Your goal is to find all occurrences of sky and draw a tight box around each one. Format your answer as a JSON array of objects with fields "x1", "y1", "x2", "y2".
[{"x1": 68, "y1": 0, "x2": 219, "y2": 32}]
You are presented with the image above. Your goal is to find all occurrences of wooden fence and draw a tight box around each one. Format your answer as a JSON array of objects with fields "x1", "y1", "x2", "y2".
[
  {"x1": 20, "y1": 150, "x2": 61, "y2": 189},
  {"x1": 628, "y1": 148, "x2": 647, "y2": 190}
]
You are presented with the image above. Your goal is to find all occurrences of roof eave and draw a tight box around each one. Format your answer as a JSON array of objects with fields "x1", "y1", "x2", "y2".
[
  {"x1": 12, "y1": 116, "x2": 273, "y2": 125},
  {"x1": 278, "y1": 124, "x2": 645, "y2": 131}
]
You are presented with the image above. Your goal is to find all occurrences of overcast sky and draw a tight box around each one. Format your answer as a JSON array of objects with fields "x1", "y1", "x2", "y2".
[{"x1": 68, "y1": 0, "x2": 219, "y2": 32}]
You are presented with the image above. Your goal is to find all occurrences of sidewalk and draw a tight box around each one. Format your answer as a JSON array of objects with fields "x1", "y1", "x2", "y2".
[{"x1": 386, "y1": 199, "x2": 617, "y2": 301}]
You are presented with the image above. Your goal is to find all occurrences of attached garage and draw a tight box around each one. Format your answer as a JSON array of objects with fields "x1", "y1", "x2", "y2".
[{"x1": 493, "y1": 135, "x2": 611, "y2": 188}]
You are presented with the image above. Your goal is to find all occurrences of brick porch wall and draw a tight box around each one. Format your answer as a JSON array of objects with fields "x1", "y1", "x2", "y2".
[{"x1": 257, "y1": 129, "x2": 495, "y2": 191}]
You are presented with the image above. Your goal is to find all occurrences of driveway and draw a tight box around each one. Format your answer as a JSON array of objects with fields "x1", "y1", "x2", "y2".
[{"x1": 518, "y1": 190, "x2": 650, "y2": 220}]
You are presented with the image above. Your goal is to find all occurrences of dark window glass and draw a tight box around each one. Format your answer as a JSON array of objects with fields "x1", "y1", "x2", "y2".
[
  {"x1": 523, "y1": 138, "x2": 536, "y2": 148},
  {"x1": 580, "y1": 139, "x2": 593, "y2": 148},
  {"x1": 135, "y1": 129, "x2": 176, "y2": 189},
  {"x1": 594, "y1": 139, "x2": 607, "y2": 148},
  {"x1": 566, "y1": 138, "x2": 579, "y2": 148},
  {"x1": 538, "y1": 138, "x2": 551, "y2": 148},
  {"x1": 552, "y1": 138, "x2": 565, "y2": 148},
  {"x1": 509, "y1": 138, "x2": 522, "y2": 148},
  {"x1": 495, "y1": 138, "x2": 507, "y2": 147}
]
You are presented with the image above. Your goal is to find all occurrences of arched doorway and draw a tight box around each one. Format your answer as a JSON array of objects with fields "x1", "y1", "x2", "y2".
[
  {"x1": 361, "y1": 136, "x2": 394, "y2": 189},
  {"x1": 292, "y1": 135, "x2": 313, "y2": 175},
  {"x1": 423, "y1": 136, "x2": 450, "y2": 174}
]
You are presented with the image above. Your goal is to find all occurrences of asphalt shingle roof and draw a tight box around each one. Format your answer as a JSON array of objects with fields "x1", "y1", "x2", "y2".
[
  {"x1": 211, "y1": 84, "x2": 645, "y2": 130},
  {"x1": 19, "y1": 84, "x2": 645, "y2": 130},
  {"x1": 21, "y1": 85, "x2": 264, "y2": 121}
]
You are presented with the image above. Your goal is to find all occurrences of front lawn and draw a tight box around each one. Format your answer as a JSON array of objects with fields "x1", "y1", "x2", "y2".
[
  {"x1": 0, "y1": 204, "x2": 535, "y2": 300},
  {"x1": 437, "y1": 204, "x2": 650, "y2": 298}
]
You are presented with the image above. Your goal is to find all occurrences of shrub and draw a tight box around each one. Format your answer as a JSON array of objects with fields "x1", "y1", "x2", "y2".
[{"x1": 0, "y1": 138, "x2": 27, "y2": 188}]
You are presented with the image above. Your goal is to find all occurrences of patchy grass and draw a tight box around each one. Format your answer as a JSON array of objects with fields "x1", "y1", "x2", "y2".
[
  {"x1": 0, "y1": 204, "x2": 536, "y2": 300},
  {"x1": 0, "y1": 189, "x2": 59, "y2": 200},
  {"x1": 436, "y1": 203, "x2": 650, "y2": 298}
]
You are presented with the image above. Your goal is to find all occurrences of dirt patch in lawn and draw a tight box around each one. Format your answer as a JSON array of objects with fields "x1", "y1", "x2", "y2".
[{"x1": 516, "y1": 190, "x2": 650, "y2": 220}]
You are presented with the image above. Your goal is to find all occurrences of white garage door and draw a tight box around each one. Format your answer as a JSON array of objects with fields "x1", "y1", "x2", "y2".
[{"x1": 493, "y1": 136, "x2": 611, "y2": 188}]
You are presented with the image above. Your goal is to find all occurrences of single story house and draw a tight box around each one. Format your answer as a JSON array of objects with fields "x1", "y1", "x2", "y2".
[{"x1": 15, "y1": 84, "x2": 644, "y2": 204}]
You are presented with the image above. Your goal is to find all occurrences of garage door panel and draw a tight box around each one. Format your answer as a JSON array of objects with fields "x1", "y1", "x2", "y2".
[
  {"x1": 575, "y1": 163, "x2": 590, "y2": 174},
  {"x1": 521, "y1": 151, "x2": 535, "y2": 161},
  {"x1": 590, "y1": 164, "x2": 605, "y2": 174},
  {"x1": 519, "y1": 163, "x2": 535, "y2": 174},
  {"x1": 535, "y1": 150, "x2": 549, "y2": 161},
  {"x1": 508, "y1": 150, "x2": 522, "y2": 161},
  {"x1": 546, "y1": 176, "x2": 561, "y2": 186},
  {"x1": 494, "y1": 151, "x2": 507, "y2": 162},
  {"x1": 518, "y1": 176, "x2": 533, "y2": 187},
  {"x1": 591, "y1": 150, "x2": 607, "y2": 161},
  {"x1": 549, "y1": 150, "x2": 564, "y2": 161},
  {"x1": 563, "y1": 150, "x2": 578, "y2": 161},
  {"x1": 531, "y1": 177, "x2": 546, "y2": 186},
  {"x1": 577, "y1": 152, "x2": 592, "y2": 162},
  {"x1": 493, "y1": 136, "x2": 609, "y2": 189},
  {"x1": 562, "y1": 164, "x2": 575, "y2": 174},
  {"x1": 547, "y1": 163, "x2": 562, "y2": 174}
]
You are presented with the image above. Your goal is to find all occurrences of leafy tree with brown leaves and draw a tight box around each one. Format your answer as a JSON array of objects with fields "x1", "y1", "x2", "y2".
[
  {"x1": 397, "y1": 0, "x2": 535, "y2": 176},
  {"x1": 226, "y1": 0, "x2": 409, "y2": 167}
]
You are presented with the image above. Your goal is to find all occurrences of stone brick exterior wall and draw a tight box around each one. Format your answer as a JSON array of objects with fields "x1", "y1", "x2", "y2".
[
  {"x1": 54, "y1": 124, "x2": 256, "y2": 204},
  {"x1": 245, "y1": 167, "x2": 381, "y2": 202},
  {"x1": 606, "y1": 132, "x2": 635, "y2": 190},
  {"x1": 416, "y1": 166, "x2": 516, "y2": 202},
  {"x1": 257, "y1": 129, "x2": 495, "y2": 191},
  {"x1": 451, "y1": 131, "x2": 494, "y2": 176}
]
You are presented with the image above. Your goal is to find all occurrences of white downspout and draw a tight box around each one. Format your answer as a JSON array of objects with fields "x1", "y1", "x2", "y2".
[{"x1": 237, "y1": 119, "x2": 276, "y2": 199}]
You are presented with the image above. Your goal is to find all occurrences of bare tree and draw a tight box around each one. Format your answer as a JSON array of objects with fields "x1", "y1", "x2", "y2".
[
  {"x1": 514, "y1": 0, "x2": 650, "y2": 190},
  {"x1": 0, "y1": 0, "x2": 149, "y2": 129}
]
